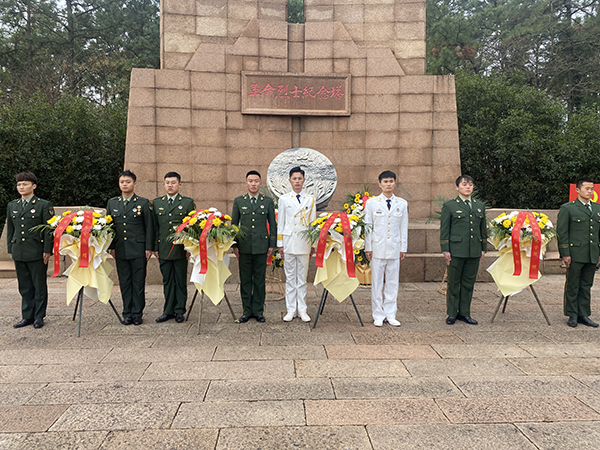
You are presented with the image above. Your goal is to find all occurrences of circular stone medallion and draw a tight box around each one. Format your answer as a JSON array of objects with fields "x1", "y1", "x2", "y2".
[{"x1": 267, "y1": 148, "x2": 337, "y2": 210}]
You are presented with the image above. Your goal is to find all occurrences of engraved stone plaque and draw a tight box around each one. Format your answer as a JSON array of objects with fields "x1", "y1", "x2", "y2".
[
  {"x1": 267, "y1": 148, "x2": 337, "y2": 210},
  {"x1": 242, "y1": 72, "x2": 351, "y2": 116}
]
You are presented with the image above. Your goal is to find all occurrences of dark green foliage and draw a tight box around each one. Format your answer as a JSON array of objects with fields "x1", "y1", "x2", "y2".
[
  {"x1": 456, "y1": 71, "x2": 600, "y2": 209},
  {"x1": 0, "y1": 94, "x2": 127, "y2": 233},
  {"x1": 287, "y1": 0, "x2": 304, "y2": 23}
]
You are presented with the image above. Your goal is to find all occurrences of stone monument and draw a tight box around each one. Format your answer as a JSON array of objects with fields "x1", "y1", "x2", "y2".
[{"x1": 124, "y1": 0, "x2": 461, "y2": 220}]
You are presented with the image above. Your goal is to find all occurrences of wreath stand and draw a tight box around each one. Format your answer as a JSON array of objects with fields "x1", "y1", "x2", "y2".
[
  {"x1": 312, "y1": 288, "x2": 364, "y2": 329},
  {"x1": 490, "y1": 284, "x2": 550, "y2": 325},
  {"x1": 185, "y1": 289, "x2": 238, "y2": 334},
  {"x1": 71, "y1": 287, "x2": 124, "y2": 337}
]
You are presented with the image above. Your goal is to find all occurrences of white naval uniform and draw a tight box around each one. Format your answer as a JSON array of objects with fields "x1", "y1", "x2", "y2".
[
  {"x1": 364, "y1": 194, "x2": 409, "y2": 322},
  {"x1": 277, "y1": 191, "x2": 317, "y2": 315}
]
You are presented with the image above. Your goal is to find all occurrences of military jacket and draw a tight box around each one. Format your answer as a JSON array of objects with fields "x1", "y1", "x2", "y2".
[
  {"x1": 107, "y1": 194, "x2": 154, "y2": 260},
  {"x1": 557, "y1": 200, "x2": 600, "y2": 264},
  {"x1": 231, "y1": 194, "x2": 277, "y2": 254},
  {"x1": 152, "y1": 194, "x2": 195, "y2": 260},
  {"x1": 364, "y1": 194, "x2": 409, "y2": 259},
  {"x1": 276, "y1": 191, "x2": 316, "y2": 255},
  {"x1": 6, "y1": 195, "x2": 54, "y2": 261},
  {"x1": 440, "y1": 196, "x2": 487, "y2": 258}
]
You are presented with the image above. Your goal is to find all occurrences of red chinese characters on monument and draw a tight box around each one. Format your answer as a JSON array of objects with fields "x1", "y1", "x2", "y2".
[{"x1": 242, "y1": 72, "x2": 351, "y2": 116}]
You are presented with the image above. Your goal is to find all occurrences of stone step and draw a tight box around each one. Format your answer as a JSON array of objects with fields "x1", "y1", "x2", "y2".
[{"x1": 0, "y1": 261, "x2": 16, "y2": 278}]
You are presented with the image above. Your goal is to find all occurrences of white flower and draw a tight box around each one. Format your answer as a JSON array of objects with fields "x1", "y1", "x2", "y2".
[
  {"x1": 73, "y1": 224, "x2": 83, "y2": 231},
  {"x1": 75, "y1": 216, "x2": 84, "y2": 223},
  {"x1": 319, "y1": 212, "x2": 328, "y2": 217},
  {"x1": 356, "y1": 205, "x2": 363, "y2": 211},
  {"x1": 93, "y1": 225, "x2": 102, "y2": 231},
  {"x1": 77, "y1": 210, "x2": 84, "y2": 216},
  {"x1": 334, "y1": 218, "x2": 341, "y2": 223},
  {"x1": 94, "y1": 209, "x2": 103, "y2": 215},
  {"x1": 209, "y1": 207, "x2": 218, "y2": 212},
  {"x1": 98, "y1": 218, "x2": 107, "y2": 225},
  {"x1": 350, "y1": 221, "x2": 357, "y2": 227},
  {"x1": 359, "y1": 200, "x2": 363, "y2": 204},
  {"x1": 215, "y1": 212, "x2": 222, "y2": 217}
]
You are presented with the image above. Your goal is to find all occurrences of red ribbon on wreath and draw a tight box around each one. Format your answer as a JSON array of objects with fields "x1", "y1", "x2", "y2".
[
  {"x1": 52, "y1": 211, "x2": 94, "y2": 277},
  {"x1": 511, "y1": 211, "x2": 542, "y2": 279},
  {"x1": 198, "y1": 213, "x2": 215, "y2": 274},
  {"x1": 315, "y1": 212, "x2": 356, "y2": 278}
]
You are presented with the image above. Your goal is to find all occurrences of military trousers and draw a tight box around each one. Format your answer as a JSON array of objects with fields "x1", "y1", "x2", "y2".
[
  {"x1": 564, "y1": 261, "x2": 596, "y2": 317},
  {"x1": 14, "y1": 259, "x2": 48, "y2": 320},
  {"x1": 284, "y1": 253, "x2": 310, "y2": 315},
  {"x1": 160, "y1": 258, "x2": 188, "y2": 315},
  {"x1": 239, "y1": 252, "x2": 267, "y2": 317},
  {"x1": 115, "y1": 257, "x2": 147, "y2": 318},
  {"x1": 446, "y1": 256, "x2": 479, "y2": 317}
]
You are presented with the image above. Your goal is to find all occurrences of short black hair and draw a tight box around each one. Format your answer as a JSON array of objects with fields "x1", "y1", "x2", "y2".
[
  {"x1": 15, "y1": 172, "x2": 38, "y2": 185},
  {"x1": 455, "y1": 175, "x2": 474, "y2": 186},
  {"x1": 246, "y1": 170, "x2": 261, "y2": 179},
  {"x1": 119, "y1": 170, "x2": 137, "y2": 182},
  {"x1": 289, "y1": 166, "x2": 305, "y2": 178},
  {"x1": 378, "y1": 170, "x2": 396, "y2": 182},
  {"x1": 164, "y1": 172, "x2": 181, "y2": 182},
  {"x1": 576, "y1": 177, "x2": 594, "y2": 189}
]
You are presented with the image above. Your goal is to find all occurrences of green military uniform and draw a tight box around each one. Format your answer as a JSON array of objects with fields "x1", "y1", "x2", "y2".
[
  {"x1": 107, "y1": 194, "x2": 154, "y2": 320},
  {"x1": 152, "y1": 194, "x2": 195, "y2": 316},
  {"x1": 557, "y1": 199, "x2": 600, "y2": 317},
  {"x1": 6, "y1": 195, "x2": 54, "y2": 321},
  {"x1": 231, "y1": 193, "x2": 277, "y2": 318},
  {"x1": 440, "y1": 196, "x2": 487, "y2": 317}
]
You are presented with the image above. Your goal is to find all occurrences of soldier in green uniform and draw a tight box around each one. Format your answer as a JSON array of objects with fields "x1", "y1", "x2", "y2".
[
  {"x1": 440, "y1": 175, "x2": 487, "y2": 325},
  {"x1": 7, "y1": 172, "x2": 54, "y2": 329},
  {"x1": 152, "y1": 172, "x2": 195, "y2": 323},
  {"x1": 557, "y1": 177, "x2": 600, "y2": 328},
  {"x1": 231, "y1": 170, "x2": 277, "y2": 323},
  {"x1": 107, "y1": 170, "x2": 154, "y2": 325}
]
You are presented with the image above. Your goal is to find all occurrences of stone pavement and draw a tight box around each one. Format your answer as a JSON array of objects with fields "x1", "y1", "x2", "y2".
[{"x1": 1, "y1": 274, "x2": 600, "y2": 449}]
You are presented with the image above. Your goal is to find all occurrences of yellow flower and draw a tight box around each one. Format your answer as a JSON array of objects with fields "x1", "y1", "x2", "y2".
[
  {"x1": 199, "y1": 219, "x2": 206, "y2": 228},
  {"x1": 182, "y1": 216, "x2": 190, "y2": 223},
  {"x1": 92, "y1": 219, "x2": 98, "y2": 225},
  {"x1": 539, "y1": 222, "x2": 545, "y2": 229},
  {"x1": 224, "y1": 214, "x2": 232, "y2": 220},
  {"x1": 71, "y1": 217, "x2": 78, "y2": 224},
  {"x1": 502, "y1": 219, "x2": 512, "y2": 228},
  {"x1": 66, "y1": 226, "x2": 73, "y2": 233},
  {"x1": 495, "y1": 213, "x2": 505, "y2": 221},
  {"x1": 357, "y1": 256, "x2": 363, "y2": 262},
  {"x1": 93, "y1": 212, "x2": 101, "y2": 218},
  {"x1": 189, "y1": 210, "x2": 197, "y2": 216},
  {"x1": 343, "y1": 203, "x2": 349, "y2": 209},
  {"x1": 511, "y1": 216, "x2": 517, "y2": 223},
  {"x1": 224, "y1": 222, "x2": 229, "y2": 226},
  {"x1": 354, "y1": 194, "x2": 360, "y2": 201},
  {"x1": 232, "y1": 225, "x2": 239, "y2": 232},
  {"x1": 334, "y1": 224, "x2": 343, "y2": 233},
  {"x1": 354, "y1": 249, "x2": 360, "y2": 254},
  {"x1": 351, "y1": 204, "x2": 356, "y2": 210},
  {"x1": 364, "y1": 192, "x2": 369, "y2": 196},
  {"x1": 47, "y1": 216, "x2": 58, "y2": 224},
  {"x1": 350, "y1": 215, "x2": 359, "y2": 222},
  {"x1": 189, "y1": 217, "x2": 197, "y2": 225},
  {"x1": 541, "y1": 217, "x2": 548, "y2": 224},
  {"x1": 105, "y1": 215, "x2": 113, "y2": 223},
  {"x1": 346, "y1": 209, "x2": 351, "y2": 214},
  {"x1": 62, "y1": 210, "x2": 72, "y2": 216},
  {"x1": 212, "y1": 218, "x2": 222, "y2": 227},
  {"x1": 312, "y1": 220, "x2": 320, "y2": 226}
]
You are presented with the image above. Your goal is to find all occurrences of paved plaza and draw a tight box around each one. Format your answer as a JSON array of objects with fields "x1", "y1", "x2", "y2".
[{"x1": 1, "y1": 273, "x2": 600, "y2": 449}]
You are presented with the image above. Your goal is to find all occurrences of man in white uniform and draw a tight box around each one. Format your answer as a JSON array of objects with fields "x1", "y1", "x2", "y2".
[
  {"x1": 277, "y1": 167, "x2": 316, "y2": 322},
  {"x1": 364, "y1": 170, "x2": 409, "y2": 327}
]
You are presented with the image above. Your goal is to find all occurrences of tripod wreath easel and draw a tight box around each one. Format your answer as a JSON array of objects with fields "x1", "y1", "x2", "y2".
[{"x1": 185, "y1": 288, "x2": 238, "y2": 334}]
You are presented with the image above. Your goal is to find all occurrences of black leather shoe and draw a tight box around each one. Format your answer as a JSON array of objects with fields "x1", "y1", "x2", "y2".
[
  {"x1": 33, "y1": 318, "x2": 44, "y2": 329},
  {"x1": 175, "y1": 314, "x2": 184, "y2": 323},
  {"x1": 123, "y1": 317, "x2": 134, "y2": 325},
  {"x1": 457, "y1": 315, "x2": 478, "y2": 325},
  {"x1": 133, "y1": 317, "x2": 143, "y2": 326},
  {"x1": 13, "y1": 319, "x2": 34, "y2": 328},
  {"x1": 567, "y1": 316, "x2": 578, "y2": 327},
  {"x1": 446, "y1": 316, "x2": 456, "y2": 325},
  {"x1": 578, "y1": 316, "x2": 599, "y2": 327},
  {"x1": 156, "y1": 314, "x2": 174, "y2": 323},
  {"x1": 239, "y1": 315, "x2": 250, "y2": 323},
  {"x1": 255, "y1": 315, "x2": 266, "y2": 323}
]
